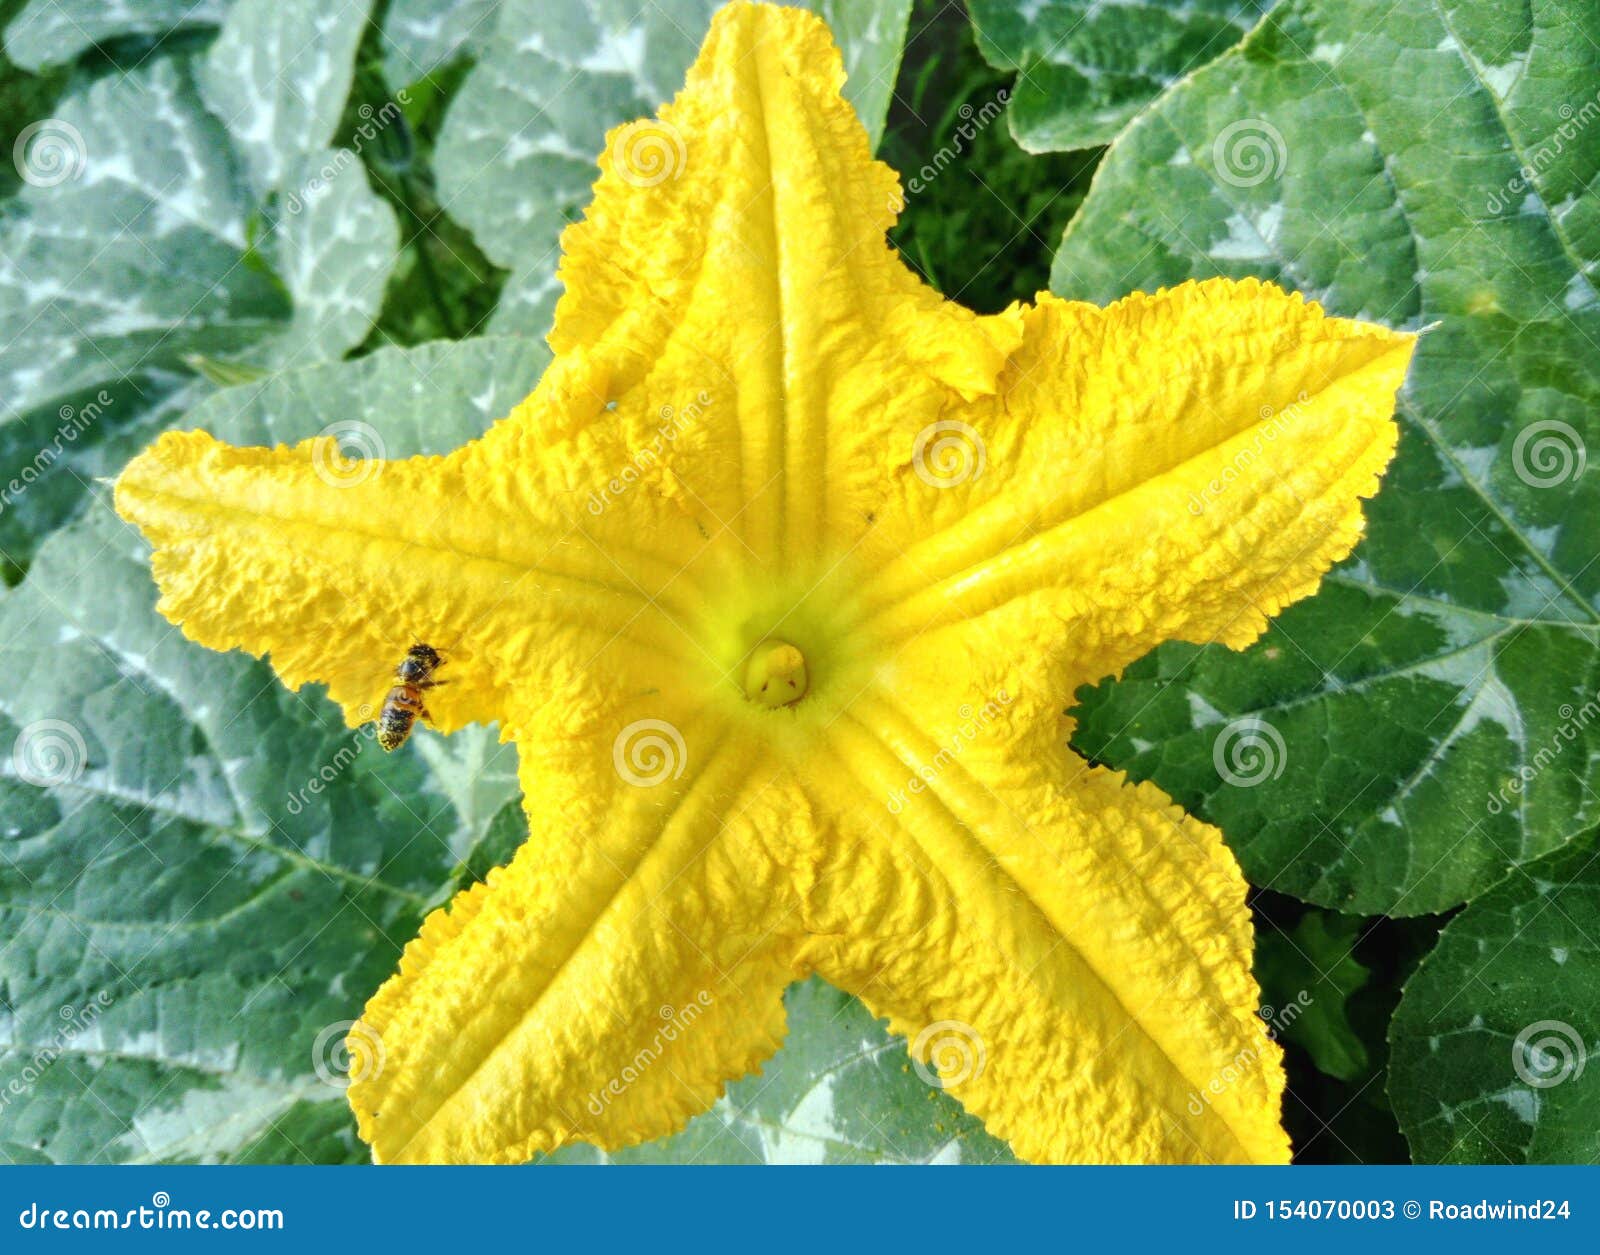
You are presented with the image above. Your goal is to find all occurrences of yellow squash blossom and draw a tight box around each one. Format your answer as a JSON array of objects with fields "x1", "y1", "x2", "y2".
[{"x1": 115, "y1": 1, "x2": 1415, "y2": 1164}]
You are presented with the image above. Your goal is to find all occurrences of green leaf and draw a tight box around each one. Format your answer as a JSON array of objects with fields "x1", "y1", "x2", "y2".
[
  {"x1": 435, "y1": 0, "x2": 912, "y2": 336},
  {"x1": 1390, "y1": 836, "x2": 1600, "y2": 1163},
  {"x1": 1057, "y1": 0, "x2": 1600, "y2": 915},
  {"x1": 0, "y1": 59, "x2": 283, "y2": 418},
  {"x1": 381, "y1": 0, "x2": 500, "y2": 88},
  {"x1": 0, "y1": 59, "x2": 273, "y2": 569},
  {"x1": 0, "y1": 502, "x2": 447, "y2": 1163},
  {"x1": 967, "y1": 0, "x2": 1269, "y2": 151},
  {"x1": 174, "y1": 336, "x2": 550, "y2": 452},
  {"x1": 544, "y1": 978, "x2": 1016, "y2": 1164},
  {"x1": 264, "y1": 149, "x2": 401, "y2": 366},
  {"x1": 0, "y1": 49, "x2": 400, "y2": 570},
  {"x1": 0, "y1": 375, "x2": 196, "y2": 584},
  {"x1": 198, "y1": 0, "x2": 375, "y2": 195},
  {"x1": 3, "y1": 0, "x2": 230, "y2": 71},
  {"x1": 1256, "y1": 911, "x2": 1372, "y2": 1081},
  {"x1": 1, "y1": 338, "x2": 1008, "y2": 1162},
  {"x1": 0, "y1": 338, "x2": 543, "y2": 1164}
]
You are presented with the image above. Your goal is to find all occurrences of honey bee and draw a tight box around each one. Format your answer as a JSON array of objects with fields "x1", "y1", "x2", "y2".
[{"x1": 377, "y1": 643, "x2": 445, "y2": 752}]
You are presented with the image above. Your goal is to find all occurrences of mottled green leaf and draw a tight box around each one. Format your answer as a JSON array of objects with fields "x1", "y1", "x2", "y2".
[
  {"x1": 0, "y1": 50, "x2": 399, "y2": 570},
  {"x1": 0, "y1": 375, "x2": 197, "y2": 582},
  {"x1": 436, "y1": 0, "x2": 912, "y2": 336},
  {"x1": 1390, "y1": 837, "x2": 1600, "y2": 1163},
  {"x1": 1059, "y1": 0, "x2": 1600, "y2": 915},
  {"x1": 3, "y1": 0, "x2": 230, "y2": 71},
  {"x1": 381, "y1": 0, "x2": 500, "y2": 88},
  {"x1": 967, "y1": 0, "x2": 1269, "y2": 151},
  {"x1": 0, "y1": 59, "x2": 273, "y2": 569},
  {"x1": 265, "y1": 149, "x2": 400, "y2": 366},
  {"x1": 0, "y1": 59, "x2": 282, "y2": 418},
  {"x1": 198, "y1": 0, "x2": 374, "y2": 194}
]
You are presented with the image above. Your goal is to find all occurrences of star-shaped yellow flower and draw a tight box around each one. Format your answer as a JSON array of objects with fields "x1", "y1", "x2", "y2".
[{"x1": 114, "y1": 2, "x2": 1415, "y2": 1164}]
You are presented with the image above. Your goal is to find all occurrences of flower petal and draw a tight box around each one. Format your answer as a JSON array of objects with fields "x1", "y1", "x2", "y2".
[
  {"x1": 113, "y1": 387, "x2": 726, "y2": 740},
  {"x1": 853, "y1": 278, "x2": 1415, "y2": 699},
  {"x1": 551, "y1": 1, "x2": 1023, "y2": 562},
  {"x1": 802, "y1": 699, "x2": 1288, "y2": 1164},
  {"x1": 352, "y1": 726, "x2": 810, "y2": 1163}
]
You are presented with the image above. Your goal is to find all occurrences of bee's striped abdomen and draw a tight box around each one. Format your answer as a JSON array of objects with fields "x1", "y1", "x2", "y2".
[{"x1": 377, "y1": 683, "x2": 427, "y2": 751}]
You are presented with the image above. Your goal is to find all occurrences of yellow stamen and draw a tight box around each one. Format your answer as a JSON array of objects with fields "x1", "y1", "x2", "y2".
[{"x1": 742, "y1": 640, "x2": 807, "y2": 707}]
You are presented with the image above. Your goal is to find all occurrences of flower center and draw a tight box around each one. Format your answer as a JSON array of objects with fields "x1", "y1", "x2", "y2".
[{"x1": 742, "y1": 639, "x2": 808, "y2": 708}]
